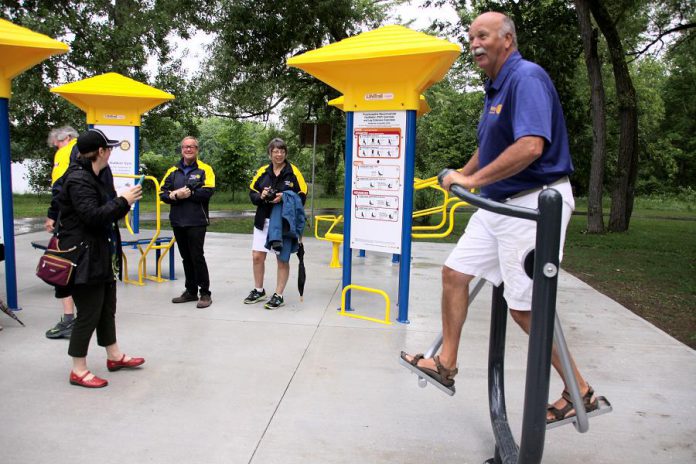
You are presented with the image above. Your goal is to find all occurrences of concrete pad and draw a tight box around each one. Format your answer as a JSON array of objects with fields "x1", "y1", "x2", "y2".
[{"x1": 0, "y1": 231, "x2": 694, "y2": 463}]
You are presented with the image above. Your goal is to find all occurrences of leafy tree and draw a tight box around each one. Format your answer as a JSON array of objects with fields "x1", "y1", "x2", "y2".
[
  {"x1": 575, "y1": 0, "x2": 607, "y2": 233},
  {"x1": 278, "y1": 86, "x2": 346, "y2": 196},
  {"x1": 139, "y1": 150, "x2": 178, "y2": 193},
  {"x1": 1, "y1": 0, "x2": 207, "y2": 189},
  {"x1": 197, "y1": 0, "x2": 390, "y2": 119},
  {"x1": 416, "y1": 78, "x2": 482, "y2": 177},
  {"x1": 586, "y1": 0, "x2": 639, "y2": 232},
  {"x1": 660, "y1": 30, "x2": 696, "y2": 190},
  {"x1": 632, "y1": 57, "x2": 675, "y2": 194},
  {"x1": 197, "y1": 117, "x2": 269, "y2": 198},
  {"x1": 195, "y1": 0, "x2": 393, "y2": 195}
]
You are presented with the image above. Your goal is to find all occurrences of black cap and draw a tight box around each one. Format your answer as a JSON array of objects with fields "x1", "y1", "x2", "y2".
[{"x1": 76, "y1": 128, "x2": 120, "y2": 154}]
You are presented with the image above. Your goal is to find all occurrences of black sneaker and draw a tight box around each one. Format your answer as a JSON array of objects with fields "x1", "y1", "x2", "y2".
[
  {"x1": 172, "y1": 291, "x2": 198, "y2": 304},
  {"x1": 264, "y1": 293, "x2": 285, "y2": 310},
  {"x1": 46, "y1": 318, "x2": 75, "y2": 339},
  {"x1": 244, "y1": 289, "x2": 266, "y2": 304}
]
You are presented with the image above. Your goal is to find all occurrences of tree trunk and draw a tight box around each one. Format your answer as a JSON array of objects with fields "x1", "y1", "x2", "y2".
[
  {"x1": 324, "y1": 143, "x2": 339, "y2": 196},
  {"x1": 575, "y1": 0, "x2": 607, "y2": 233},
  {"x1": 589, "y1": 0, "x2": 639, "y2": 232}
]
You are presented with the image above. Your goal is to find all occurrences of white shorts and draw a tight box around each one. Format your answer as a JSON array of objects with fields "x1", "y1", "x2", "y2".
[
  {"x1": 444, "y1": 179, "x2": 575, "y2": 311},
  {"x1": 252, "y1": 219, "x2": 279, "y2": 254}
]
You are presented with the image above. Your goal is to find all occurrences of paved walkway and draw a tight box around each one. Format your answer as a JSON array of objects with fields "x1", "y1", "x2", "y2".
[{"x1": 1, "y1": 231, "x2": 694, "y2": 463}]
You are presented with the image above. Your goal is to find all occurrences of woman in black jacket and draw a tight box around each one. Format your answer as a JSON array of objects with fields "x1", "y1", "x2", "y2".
[
  {"x1": 244, "y1": 138, "x2": 307, "y2": 309},
  {"x1": 58, "y1": 128, "x2": 144, "y2": 388}
]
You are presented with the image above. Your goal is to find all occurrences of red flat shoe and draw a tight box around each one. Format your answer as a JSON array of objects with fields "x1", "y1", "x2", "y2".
[
  {"x1": 69, "y1": 370, "x2": 108, "y2": 388},
  {"x1": 107, "y1": 354, "x2": 145, "y2": 372}
]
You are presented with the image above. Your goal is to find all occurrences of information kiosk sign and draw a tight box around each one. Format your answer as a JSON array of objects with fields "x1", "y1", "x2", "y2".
[
  {"x1": 350, "y1": 111, "x2": 407, "y2": 253},
  {"x1": 93, "y1": 124, "x2": 137, "y2": 192},
  {"x1": 287, "y1": 25, "x2": 460, "y2": 322}
]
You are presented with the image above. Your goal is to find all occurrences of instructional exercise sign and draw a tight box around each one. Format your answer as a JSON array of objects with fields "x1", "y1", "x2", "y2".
[
  {"x1": 93, "y1": 124, "x2": 137, "y2": 192},
  {"x1": 350, "y1": 111, "x2": 407, "y2": 253}
]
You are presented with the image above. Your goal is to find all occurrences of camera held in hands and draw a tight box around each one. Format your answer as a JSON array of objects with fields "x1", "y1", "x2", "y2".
[
  {"x1": 264, "y1": 187, "x2": 278, "y2": 203},
  {"x1": 186, "y1": 178, "x2": 203, "y2": 191}
]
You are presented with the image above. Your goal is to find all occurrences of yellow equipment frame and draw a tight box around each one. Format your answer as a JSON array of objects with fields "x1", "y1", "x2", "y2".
[
  {"x1": 115, "y1": 174, "x2": 176, "y2": 285},
  {"x1": 313, "y1": 214, "x2": 344, "y2": 268},
  {"x1": 340, "y1": 284, "x2": 392, "y2": 325},
  {"x1": 313, "y1": 173, "x2": 471, "y2": 266}
]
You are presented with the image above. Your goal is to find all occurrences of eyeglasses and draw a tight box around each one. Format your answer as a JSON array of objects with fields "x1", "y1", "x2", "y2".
[{"x1": 182, "y1": 145, "x2": 198, "y2": 149}]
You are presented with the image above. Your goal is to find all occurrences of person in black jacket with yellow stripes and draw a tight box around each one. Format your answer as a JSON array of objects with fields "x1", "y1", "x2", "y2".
[
  {"x1": 160, "y1": 136, "x2": 216, "y2": 308},
  {"x1": 245, "y1": 138, "x2": 307, "y2": 309}
]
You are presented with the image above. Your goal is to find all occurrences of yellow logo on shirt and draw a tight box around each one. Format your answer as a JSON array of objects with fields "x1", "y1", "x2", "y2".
[{"x1": 489, "y1": 104, "x2": 503, "y2": 115}]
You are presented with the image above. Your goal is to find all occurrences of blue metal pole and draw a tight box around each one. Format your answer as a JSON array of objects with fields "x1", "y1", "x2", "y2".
[
  {"x1": 397, "y1": 110, "x2": 417, "y2": 323},
  {"x1": 133, "y1": 125, "x2": 140, "y2": 234},
  {"x1": 0, "y1": 98, "x2": 20, "y2": 310},
  {"x1": 341, "y1": 112, "x2": 354, "y2": 311},
  {"x1": 169, "y1": 242, "x2": 176, "y2": 280}
]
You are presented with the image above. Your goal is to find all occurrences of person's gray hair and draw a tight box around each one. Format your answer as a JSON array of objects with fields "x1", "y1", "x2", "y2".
[
  {"x1": 499, "y1": 15, "x2": 518, "y2": 48},
  {"x1": 267, "y1": 138, "x2": 288, "y2": 156},
  {"x1": 181, "y1": 136, "x2": 199, "y2": 148},
  {"x1": 47, "y1": 126, "x2": 78, "y2": 147}
]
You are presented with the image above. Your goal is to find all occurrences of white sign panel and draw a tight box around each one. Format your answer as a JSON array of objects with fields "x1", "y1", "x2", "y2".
[
  {"x1": 350, "y1": 111, "x2": 407, "y2": 254},
  {"x1": 93, "y1": 124, "x2": 137, "y2": 192}
]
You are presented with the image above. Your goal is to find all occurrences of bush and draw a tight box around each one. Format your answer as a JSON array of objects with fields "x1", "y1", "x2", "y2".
[{"x1": 140, "y1": 151, "x2": 178, "y2": 193}]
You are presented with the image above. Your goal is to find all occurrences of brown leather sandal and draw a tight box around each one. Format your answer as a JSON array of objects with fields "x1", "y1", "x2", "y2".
[
  {"x1": 400, "y1": 352, "x2": 458, "y2": 388},
  {"x1": 547, "y1": 385, "x2": 598, "y2": 424}
]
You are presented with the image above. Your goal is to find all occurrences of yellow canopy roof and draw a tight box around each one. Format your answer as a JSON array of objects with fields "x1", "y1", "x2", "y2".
[
  {"x1": 0, "y1": 19, "x2": 69, "y2": 99},
  {"x1": 329, "y1": 94, "x2": 431, "y2": 117},
  {"x1": 51, "y1": 73, "x2": 175, "y2": 126},
  {"x1": 288, "y1": 25, "x2": 460, "y2": 112}
]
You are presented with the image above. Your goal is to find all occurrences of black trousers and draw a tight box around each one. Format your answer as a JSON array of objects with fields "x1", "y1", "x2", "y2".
[
  {"x1": 68, "y1": 281, "x2": 117, "y2": 358},
  {"x1": 173, "y1": 225, "x2": 210, "y2": 296}
]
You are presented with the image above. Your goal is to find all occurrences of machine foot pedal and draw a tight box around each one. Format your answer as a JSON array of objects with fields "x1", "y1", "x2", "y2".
[
  {"x1": 546, "y1": 396, "x2": 613, "y2": 430},
  {"x1": 399, "y1": 356, "x2": 456, "y2": 396}
]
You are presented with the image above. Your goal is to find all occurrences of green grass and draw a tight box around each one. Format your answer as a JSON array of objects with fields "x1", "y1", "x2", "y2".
[
  {"x1": 562, "y1": 216, "x2": 696, "y2": 348},
  {"x1": 12, "y1": 192, "x2": 696, "y2": 348},
  {"x1": 12, "y1": 193, "x2": 54, "y2": 217}
]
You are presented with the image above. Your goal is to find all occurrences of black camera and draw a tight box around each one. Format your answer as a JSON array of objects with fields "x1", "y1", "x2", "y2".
[
  {"x1": 264, "y1": 187, "x2": 278, "y2": 203},
  {"x1": 186, "y1": 178, "x2": 202, "y2": 191}
]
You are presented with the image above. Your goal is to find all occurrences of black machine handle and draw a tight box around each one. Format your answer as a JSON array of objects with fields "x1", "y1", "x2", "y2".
[{"x1": 437, "y1": 169, "x2": 538, "y2": 221}]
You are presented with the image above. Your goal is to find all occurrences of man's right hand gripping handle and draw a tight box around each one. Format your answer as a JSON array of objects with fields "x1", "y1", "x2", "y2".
[{"x1": 437, "y1": 169, "x2": 456, "y2": 189}]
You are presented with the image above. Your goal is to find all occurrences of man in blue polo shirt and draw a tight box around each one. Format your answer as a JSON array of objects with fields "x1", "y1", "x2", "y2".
[{"x1": 401, "y1": 11, "x2": 598, "y2": 425}]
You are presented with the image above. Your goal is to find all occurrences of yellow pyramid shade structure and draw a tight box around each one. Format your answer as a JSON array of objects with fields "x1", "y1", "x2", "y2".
[
  {"x1": 288, "y1": 25, "x2": 460, "y2": 112},
  {"x1": 329, "y1": 94, "x2": 431, "y2": 117},
  {"x1": 0, "y1": 19, "x2": 69, "y2": 99},
  {"x1": 51, "y1": 73, "x2": 175, "y2": 126}
]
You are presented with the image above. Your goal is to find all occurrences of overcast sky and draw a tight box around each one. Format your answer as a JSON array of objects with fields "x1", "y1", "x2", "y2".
[{"x1": 171, "y1": 2, "x2": 461, "y2": 78}]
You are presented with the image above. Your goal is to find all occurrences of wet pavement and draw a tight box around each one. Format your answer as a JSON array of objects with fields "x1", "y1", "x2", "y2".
[
  {"x1": 1, "y1": 227, "x2": 694, "y2": 463},
  {"x1": 14, "y1": 209, "x2": 348, "y2": 236}
]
